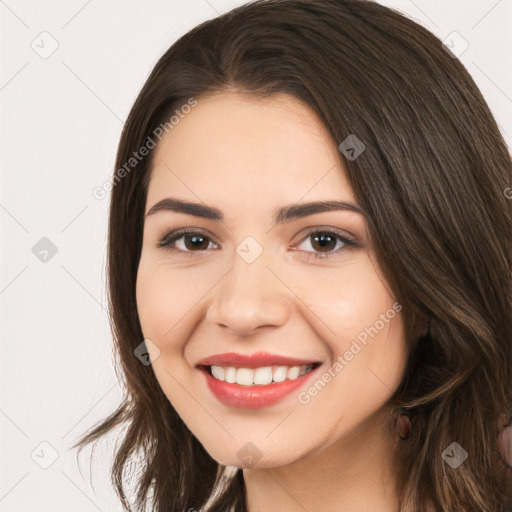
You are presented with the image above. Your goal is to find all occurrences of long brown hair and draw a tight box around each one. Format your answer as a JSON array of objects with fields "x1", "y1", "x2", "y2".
[{"x1": 72, "y1": 1, "x2": 512, "y2": 510}]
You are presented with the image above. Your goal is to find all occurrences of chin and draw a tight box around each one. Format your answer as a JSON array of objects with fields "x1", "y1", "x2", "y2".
[{"x1": 201, "y1": 436, "x2": 305, "y2": 470}]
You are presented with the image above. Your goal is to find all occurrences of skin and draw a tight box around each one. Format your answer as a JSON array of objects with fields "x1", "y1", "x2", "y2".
[{"x1": 136, "y1": 91, "x2": 406, "y2": 512}]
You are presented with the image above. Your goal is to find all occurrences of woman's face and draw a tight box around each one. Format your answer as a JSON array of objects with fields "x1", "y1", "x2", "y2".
[{"x1": 136, "y1": 92, "x2": 407, "y2": 468}]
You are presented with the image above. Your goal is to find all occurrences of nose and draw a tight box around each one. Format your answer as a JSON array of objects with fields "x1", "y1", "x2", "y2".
[{"x1": 205, "y1": 253, "x2": 292, "y2": 337}]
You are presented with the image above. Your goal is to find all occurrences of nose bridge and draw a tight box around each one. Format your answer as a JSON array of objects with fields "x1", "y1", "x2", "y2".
[{"x1": 206, "y1": 245, "x2": 291, "y2": 335}]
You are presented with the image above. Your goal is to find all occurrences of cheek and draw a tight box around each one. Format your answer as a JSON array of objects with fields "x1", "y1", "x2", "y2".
[
  {"x1": 136, "y1": 260, "x2": 180, "y2": 345},
  {"x1": 290, "y1": 257, "x2": 406, "y2": 394},
  {"x1": 291, "y1": 256, "x2": 397, "y2": 338},
  {"x1": 135, "y1": 259, "x2": 215, "y2": 354}
]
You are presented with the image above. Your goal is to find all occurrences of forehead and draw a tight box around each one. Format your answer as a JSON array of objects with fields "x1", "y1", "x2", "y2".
[{"x1": 147, "y1": 92, "x2": 356, "y2": 213}]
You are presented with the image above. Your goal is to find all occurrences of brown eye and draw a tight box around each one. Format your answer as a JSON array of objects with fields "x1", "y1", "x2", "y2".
[
  {"x1": 157, "y1": 229, "x2": 220, "y2": 255},
  {"x1": 181, "y1": 233, "x2": 210, "y2": 251},
  {"x1": 293, "y1": 228, "x2": 362, "y2": 261},
  {"x1": 309, "y1": 232, "x2": 338, "y2": 252}
]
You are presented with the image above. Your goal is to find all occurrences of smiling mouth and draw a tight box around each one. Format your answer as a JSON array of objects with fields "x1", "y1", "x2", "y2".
[{"x1": 200, "y1": 363, "x2": 321, "y2": 386}]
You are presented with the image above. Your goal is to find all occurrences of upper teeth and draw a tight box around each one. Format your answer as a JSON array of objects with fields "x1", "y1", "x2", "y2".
[{"x1": 210, "y1": 365, "x2": 313, "y2": 386}]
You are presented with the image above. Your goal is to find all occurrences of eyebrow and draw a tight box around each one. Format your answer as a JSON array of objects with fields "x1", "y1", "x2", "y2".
[{"x1": 146, "y1": 198, "x2": 366, "y2": 223}]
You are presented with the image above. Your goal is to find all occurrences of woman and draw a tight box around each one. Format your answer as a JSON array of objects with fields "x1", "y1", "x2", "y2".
[{"x1": 73, "y1": 1, "x2": 512, "y2": 510}]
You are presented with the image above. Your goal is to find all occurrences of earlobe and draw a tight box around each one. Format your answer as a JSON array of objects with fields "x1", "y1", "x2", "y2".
[{"x1": 396, "y1": 411, "x2": 413, "y2": 441}]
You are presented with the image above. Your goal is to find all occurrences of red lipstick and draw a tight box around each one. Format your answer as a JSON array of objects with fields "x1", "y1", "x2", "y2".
[
  {"x1": 196, "y1": 351, "x2": 322, "y2": 408},
  {"x1": 196, "y1": 351, "x2": 320, "y2": 368}
]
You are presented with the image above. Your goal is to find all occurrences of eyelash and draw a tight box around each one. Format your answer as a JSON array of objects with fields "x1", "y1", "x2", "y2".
[{"x1": 156, "y1": 226, "x2": 362, "y2": 261}]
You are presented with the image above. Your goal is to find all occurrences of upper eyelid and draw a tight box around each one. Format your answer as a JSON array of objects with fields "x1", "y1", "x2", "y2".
[{"x1": 297, "y1": 226, "x2": 355, "y2": 239}]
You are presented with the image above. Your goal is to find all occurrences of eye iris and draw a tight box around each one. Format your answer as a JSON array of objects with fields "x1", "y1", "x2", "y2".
[
  {"x1": 311, "y1": 232, "x2": 337, "y2": 252},
  {"x1": 184, "y1": 234, "x2": 209, "y2": 251}
]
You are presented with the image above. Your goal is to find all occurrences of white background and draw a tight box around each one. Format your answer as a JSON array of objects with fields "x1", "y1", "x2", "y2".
[{"x1": 1, "y1": 1, "x2": 511, "y2": 510}]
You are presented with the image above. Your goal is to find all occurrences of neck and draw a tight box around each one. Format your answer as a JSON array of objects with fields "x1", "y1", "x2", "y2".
[{"x1": 243, "y1": 408, "x2": 400, "y2": 512}]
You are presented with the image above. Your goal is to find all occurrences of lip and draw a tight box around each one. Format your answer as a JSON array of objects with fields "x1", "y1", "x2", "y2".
[
  {"x1": 195, "y1": 351, "x2": 321, "y2": 368},
  {"x1": 196, "y1": 356, "x2": 322, "y2": 409}
]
